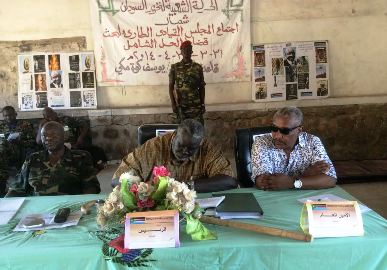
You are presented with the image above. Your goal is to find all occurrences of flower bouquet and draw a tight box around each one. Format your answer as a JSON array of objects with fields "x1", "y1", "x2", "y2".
[{"x1": 97, "y1": 166, "x2": 216, "y2": 241}]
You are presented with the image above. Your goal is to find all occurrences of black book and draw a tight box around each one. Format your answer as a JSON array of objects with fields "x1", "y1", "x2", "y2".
[{"x1": 215, "y1": 193, "x2": 264, "y2": 219}]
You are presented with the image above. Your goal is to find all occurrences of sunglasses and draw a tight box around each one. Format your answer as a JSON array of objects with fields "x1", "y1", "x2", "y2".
[{"x1": 270, "y1": 125, "x2": 301, "y2": 135}]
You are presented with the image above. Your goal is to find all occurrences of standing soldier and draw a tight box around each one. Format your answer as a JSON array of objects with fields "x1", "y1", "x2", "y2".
[{"x1": 169, "y1": 41, "x2": 206, "y2": 124}]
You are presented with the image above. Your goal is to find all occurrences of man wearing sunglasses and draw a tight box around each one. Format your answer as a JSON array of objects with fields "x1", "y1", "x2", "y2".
[{"x1": 251, "y1": 106, "x2": 336, "y2": 190}]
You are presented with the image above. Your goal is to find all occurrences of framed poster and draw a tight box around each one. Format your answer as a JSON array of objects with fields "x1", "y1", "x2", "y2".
[
  {"x1": 17, "y1": 51, "x2": 97, "y2": 111},
  {"x1": 252, "y1": 41, "x2": 329, "y2": 102}
]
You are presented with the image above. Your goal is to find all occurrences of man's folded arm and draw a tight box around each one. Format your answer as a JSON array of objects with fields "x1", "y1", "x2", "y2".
[{"x1": 194, "y1": 174, "x2": 237, "y2": 193}]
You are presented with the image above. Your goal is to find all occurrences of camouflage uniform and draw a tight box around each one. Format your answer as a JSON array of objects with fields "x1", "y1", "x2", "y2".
[
  {"x1": 169, "y1": 61, "x2": 206, "y2": 124},
  {"x1": 61, "y1": 116, "x2": 92, "y2": 148},
  {"x1": 8, "y1": 148, "x2": 100, "y2": 196},
  {"x1": 0, "y1": 119, "x2": 37, "y2": 169}
]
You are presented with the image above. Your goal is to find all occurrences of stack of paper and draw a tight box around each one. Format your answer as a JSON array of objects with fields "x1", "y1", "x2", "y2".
[{"x1": 0, "y1": 198, "x2": 25, "y2": 225}]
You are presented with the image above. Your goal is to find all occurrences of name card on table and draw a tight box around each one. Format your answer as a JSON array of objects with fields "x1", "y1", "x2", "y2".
[
  {"x1": 125, "y1": 210, "x2": 180, "y2": 249},
  {"x1": 300, "y1": 201, "x2": 364, "y2": 238}
]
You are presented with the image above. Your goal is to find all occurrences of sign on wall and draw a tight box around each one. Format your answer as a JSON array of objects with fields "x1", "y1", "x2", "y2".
[
  {"x1": 89, "y1": 0, "x2": 251, "y2": 86},
  {"x1": 252, "y1": 41, "x2": 329, "y2": 102},
  {"x1": 17, "y1": 52, "x2": 97, "y2": 111}
]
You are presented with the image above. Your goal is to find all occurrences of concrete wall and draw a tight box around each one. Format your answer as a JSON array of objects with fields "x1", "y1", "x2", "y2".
[
  {"x1": 1, "y1": 0, "x2": 387, "y2": 111},
  {"x1": 1, "y1": 1, "x2": 387, "y2": 161}
]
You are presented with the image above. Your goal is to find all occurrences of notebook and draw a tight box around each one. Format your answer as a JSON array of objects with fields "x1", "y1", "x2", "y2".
[{"x1": 215, "y1": 193, "x2": 263, "y2": 219}]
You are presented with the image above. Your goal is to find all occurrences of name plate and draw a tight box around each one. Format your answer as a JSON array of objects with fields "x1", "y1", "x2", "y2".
[
  {"x1": 300, "y1": 201, "x2": 364, "y2": 238},
  {"x1": 124, "y1": 210, "x2": 180, "y2": 249}
]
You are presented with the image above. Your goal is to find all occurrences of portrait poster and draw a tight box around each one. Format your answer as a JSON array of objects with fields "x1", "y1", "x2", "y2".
[
  {"x1": 17, "y1": 51, "x2": 97, "y2": 111},
  {"x1": 251, "y1": 41, "x2": 330, "y2": 102},
  {"x1": 89, "y1": 0, "x2": 251, "y2": 86}
]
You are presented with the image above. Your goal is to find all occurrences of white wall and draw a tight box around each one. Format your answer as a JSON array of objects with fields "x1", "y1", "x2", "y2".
[{"x1": 1, "y1": 0, "x2": 387, "y2": 113}]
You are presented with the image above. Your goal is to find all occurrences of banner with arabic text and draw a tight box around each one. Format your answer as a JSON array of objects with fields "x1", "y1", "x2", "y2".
[{"x1": 89, "y1": 0, "x2": 251, "y2": 86}]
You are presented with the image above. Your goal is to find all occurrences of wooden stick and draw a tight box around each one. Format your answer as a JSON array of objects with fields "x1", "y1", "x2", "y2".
[{"x1": 200, "y1": 216, "x2": 313, "y2": 242}]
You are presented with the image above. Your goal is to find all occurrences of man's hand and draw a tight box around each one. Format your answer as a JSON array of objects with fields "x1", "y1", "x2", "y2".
[
  {"x1": 256, "y1": 173, "x2": 293, "y2": 191},
  {"x1": 255, "y1": 174, "x2": 270, "y2": 190},
  {"x1": 302, "y1": 161, "x2": 329, "y2": 177}
]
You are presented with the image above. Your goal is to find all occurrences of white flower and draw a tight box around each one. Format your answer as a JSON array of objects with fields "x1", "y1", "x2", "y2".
[
  {"x1": 137, "y1": 182, "x2": 154, "y2": 200},
  {"x1": 109, "y1": 192, "x2": 118, "y2": 203},
  {"x1": 117, "y1": 202, "x2": 125, "y2": 210},
  {"x1": 183, "y1": 189, "x2": 196, "y2": 202},
  {"x1": 166, "y1": 191, "x2": 178, "y2": 202},
  {"x1": 103, "y1": 201, "x2": 115, "y2": 215},
  {"x1": 183, "y1": 201, "x2": 195, "y2": 214},
  {"x1": 119, "y1": 171, "x2": 141, "y2": 185}
]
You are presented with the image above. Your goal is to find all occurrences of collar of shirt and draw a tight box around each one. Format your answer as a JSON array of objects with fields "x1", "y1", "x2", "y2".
[{"x1": 42, "y1": 147, "x2": 72, "y2": 168}]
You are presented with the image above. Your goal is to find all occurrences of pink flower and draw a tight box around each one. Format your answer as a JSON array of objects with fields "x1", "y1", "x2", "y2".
[
  {"x1": 137, "y1": 198, "x2": 155, "y2": 209},
  {"x1": 130, "y1": 184, "x2": 138, "y2": 194},
  {"x1": 152, "y1": 166, "x2": 170, "y2": 178}
]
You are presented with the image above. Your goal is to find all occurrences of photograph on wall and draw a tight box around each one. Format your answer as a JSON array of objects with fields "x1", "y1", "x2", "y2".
[
  {"x1": 18, "y1": 51, "x2": 97, "y2": 111},
  {"x1": 82, "y1": 72, "x2": 95, "y2": 88},
  {"x1": 48, "y1": 89, "x2": 65, "y2": 108},
  {"x1": 33, "y1": 55, "x2": 46, "y2": 73},
  {"x1": 81, "y1": 53, "x2": 95, "y2": 71},
  {"x1": 317, "y1": 80, "x2": 329, "y2": 96},
  {"x1": 70, "y1": 91, "x2": 82, "y2": 107},
  {"x1": 19, "y1": 74, "x2": 33, "y2": 92},
  {"x1": 254, "y1": 68, "x2": 265, "y2": 82},
  {"x1": 83, "y1": 90, "x2": 96, "y2": 107},
  {"x1": 34, "y1": 73, "x2": 47, "y2": 91},
  {"x1": 48, "y1": 54, "x2": 61, "y2": 71},
  {"x1": 49, "y1": 70, "x2": 63, "y2": 88},
  {"x1": 19, "y1": 56, "x2": 31, "y2": 74},
  {"x1": 252, "y1": 41, "x2": 329, "y2": 102},
  {"x1": 69, "y1": 55, "x2": 80, "y2": 72},
  {"x1": 21, "y1": 94, "x2": 34, "y2": 110},
  {"x1": 254, "y1": 46, "x2": 265, "y2": 67},
  {"x1": 36, "y1": 92, "x2": 48, "y2": 108},
  {"x1": 255, "y1": 83, "x2": 267, "y2": 100}
]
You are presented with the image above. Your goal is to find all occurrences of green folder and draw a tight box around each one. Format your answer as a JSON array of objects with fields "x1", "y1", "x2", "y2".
[{"x1": 215, "y1": 193, "x2": 264, "y2": 219}]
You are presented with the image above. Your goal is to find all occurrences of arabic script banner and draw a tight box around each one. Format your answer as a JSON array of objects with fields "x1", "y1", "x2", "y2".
[{"x1": 89, "y1": 0, "x2": 251, "y2": 86}]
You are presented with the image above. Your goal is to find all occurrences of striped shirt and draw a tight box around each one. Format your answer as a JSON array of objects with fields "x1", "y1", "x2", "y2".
[{"x1": 114, "y1": 132, "x2": 234, "y2": 183}]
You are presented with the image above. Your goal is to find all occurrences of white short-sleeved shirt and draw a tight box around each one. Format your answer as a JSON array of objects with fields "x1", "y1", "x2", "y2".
[{"x1": 251, "y1": 132, "x2": 337, "y2": 183}]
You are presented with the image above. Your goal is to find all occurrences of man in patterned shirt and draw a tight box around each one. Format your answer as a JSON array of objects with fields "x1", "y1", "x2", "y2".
[
  {"x1": 169, "y1": 41, "x2": 206, "y2": 124},
  {"x1": 251, "y1": 106, "x2": 336, "y2": 190},
  {"x1": 6, "y1": 121, "x2": 100, "y2": 197},
  {"x1": 113, "y1": 119, "x2": 237, "y2": 193}
]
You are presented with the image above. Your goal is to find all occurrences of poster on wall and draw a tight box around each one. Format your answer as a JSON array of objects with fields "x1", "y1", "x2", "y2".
[
  {"x1": 17, "y1": 52, "x2": 97, "y2": 111},
  {"x1": 89, "y1": 0, "x2": 251, "y2": 86},
  {"x1": 252, "y1": 41, "x2": 329, "y2": 102}
]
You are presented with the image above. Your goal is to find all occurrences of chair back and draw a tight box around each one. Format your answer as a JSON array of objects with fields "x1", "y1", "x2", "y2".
[
  {"x1": 137, "y1": 124, "x2": 179, "y2": 145},
  {"x1": 234, "y1": 126, "x2": 272, "y2": 187}
]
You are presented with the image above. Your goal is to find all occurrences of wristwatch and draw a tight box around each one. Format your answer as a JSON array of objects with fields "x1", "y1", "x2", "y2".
[{"x1": 294, "y1": 179, "x2": 303, "y2": 189}]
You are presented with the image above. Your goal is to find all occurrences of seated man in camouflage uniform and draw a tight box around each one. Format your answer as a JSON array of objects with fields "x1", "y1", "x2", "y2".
[
  {"x1": 36, "y1": 107, "x2": 107, "y2": 170},
  {"x1": 169, "y1": 41, "x2": 206, "y2": 124},
  {"x1": 112, "y1": 119, "x2": 237, "y2": 193},
  {"x1": 0, "y1": 106, "x2": 37, "y2": 194},
  {"x1": 36, "y1": 106, "x2": 91, "y2": 149},
  {"x1": 6, "y1": 121, "x2": 100, "y2": 197}
]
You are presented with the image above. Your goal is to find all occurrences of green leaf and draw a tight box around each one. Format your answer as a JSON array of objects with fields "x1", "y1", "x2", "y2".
[
  {"x1": 151, "y1": 177, "x2": 168, "y2": 201},
  {"x1": 120, "y1": 178, "x2": 138, "y2": 210},
  {"x1": 185, "y1": 214, "x2": 217, "y2": 241}
]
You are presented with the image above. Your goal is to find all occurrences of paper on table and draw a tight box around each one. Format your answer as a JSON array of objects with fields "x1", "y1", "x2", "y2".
[
  {"x1": 196, "y1": 196, "x2": 225, "y2": 209},
  {"x1": 13, "y1": 210, "x2": 83, "y2": 231},
  {"x1": 7, "y1": 132, "x2": 20, "y2": 141},
  {"x1": 0, "y1": 198, "x2": 25, "y2": 225},
  {"x1": 298, "y1": 194, "x2": 371, "y2": 213}
]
